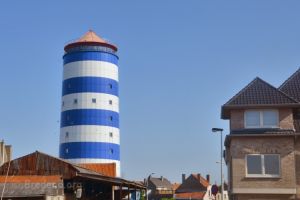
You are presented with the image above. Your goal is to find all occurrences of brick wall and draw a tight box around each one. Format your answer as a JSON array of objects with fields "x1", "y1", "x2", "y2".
[
  {"x1": 279, "y1": 108, "x2": 294, "y2": 130},
  {"x1": 230, "y1": 108, "x2": 295, "y2": 131},
  {"x1": 230, "y1": 110, "x2": 244, "y2": 130},
  {"x1": 230, "y1": 136, "x2": 296, "y2": 190}
]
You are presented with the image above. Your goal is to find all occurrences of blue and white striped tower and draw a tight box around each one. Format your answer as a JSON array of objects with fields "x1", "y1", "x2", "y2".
[{"x1": 59, "y1": 30, "x2": 120, "y2": 176}]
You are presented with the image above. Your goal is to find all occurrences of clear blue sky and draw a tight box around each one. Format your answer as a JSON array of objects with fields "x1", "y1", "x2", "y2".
[{"x1": 1, "y1": 1, "x2": 300, "y2": 184}]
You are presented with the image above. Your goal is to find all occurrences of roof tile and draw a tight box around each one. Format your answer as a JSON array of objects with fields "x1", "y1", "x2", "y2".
[{"x1": 279, "y1": 68, "x2": 300, "y2": 102}]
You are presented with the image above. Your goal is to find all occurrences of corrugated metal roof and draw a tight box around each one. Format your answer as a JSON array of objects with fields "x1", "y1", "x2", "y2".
[
  {"x1": 0, "y1": 175, "x2": 61, "y2": 183},
  {"x1": 79, "y1": 163, "x2": 116, "y2": 177},
  {"x1": 0, "y1": 176, "x2": 63, "y2": 197}
]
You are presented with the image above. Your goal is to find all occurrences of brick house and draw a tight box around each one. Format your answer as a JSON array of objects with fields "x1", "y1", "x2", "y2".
[
  {"x1": 175, "y1": 174, "x2": 210, "y2": 200},
  {"x1": 147, "y1": 176, "x2": 174, "y2": 200},
  {"x1": 222, "y1": 69, "x2": 300, "y2": 200}
]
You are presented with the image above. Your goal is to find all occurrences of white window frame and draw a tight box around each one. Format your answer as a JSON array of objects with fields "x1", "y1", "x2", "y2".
[
  {"x1": 245, "y1": 154, "x2": 281, "y2": 178},
  {"x1": 244, "y1": 109, "x2": 279, "y2": 128}
]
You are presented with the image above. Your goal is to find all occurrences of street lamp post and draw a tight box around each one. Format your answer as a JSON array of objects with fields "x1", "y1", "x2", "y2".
[
  {"x1": 146, "y1": 173, "x2": 155, "y2": 200},
  {"x1": 212, "y1": 128, "x2": 224, "y2": 200}
]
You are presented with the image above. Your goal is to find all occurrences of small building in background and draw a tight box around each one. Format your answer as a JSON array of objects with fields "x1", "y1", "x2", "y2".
[
  {"x1": 0, "y1": 140, "x2": 12, "y2": 166},
  {"x1": 175, "y1": 174, "x2": 210, "y2": 200},
  {"x1": 147, "y1": 176, "x2": 174, "y2": 200}
]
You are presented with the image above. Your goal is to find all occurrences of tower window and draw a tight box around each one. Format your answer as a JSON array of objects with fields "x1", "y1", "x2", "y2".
[
  {"x1": 109, "y1": 100, "x2": 113, "y2": 105},
  {"x1": 73, "y1": 99, "x2": 78, "y2": 104},
  {"x1": 65, "y1": 132, "x2": 69, "y2": 138},
  {"x1": 92, "y1": 98, "x2": 97, "y2": 103},
  {"x1": 110, "y1": 116, "x2": 113, "y2": 121},
  {"x1": 62, "y1": 101, "x2": 64, "y2": 106},
  {"x1": 110, "y1": 148, "x2": 114, "y2": 154},
  {"x1": 109, "y1": 132, "x2": 113, "y2": 137},
  {"x1": 65, "y1": 148, "x2": 69, "y2": 154},
  {"x1": 109, "y1": 84, "x2": 113, "y2": 89}
]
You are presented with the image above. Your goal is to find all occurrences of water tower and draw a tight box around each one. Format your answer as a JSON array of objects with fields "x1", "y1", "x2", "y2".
[{"x1": 59, "y1": 30, "x2": 120, "y2": 176}]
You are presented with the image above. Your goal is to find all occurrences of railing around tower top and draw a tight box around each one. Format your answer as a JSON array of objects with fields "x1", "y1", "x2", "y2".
[{"x1": 63, "y1": 45, "x2": 117, "y2": 55}]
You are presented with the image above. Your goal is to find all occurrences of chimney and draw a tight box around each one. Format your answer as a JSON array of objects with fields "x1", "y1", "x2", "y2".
[
  {"x1": 182, "y1": 174, "x2": 186, "y2": 183},
  {"x1": 160, "y1": 176, "x2": 164, "y2": 181},
  {"x1": 206, "y1": 174, "x2": 210, "y2": 183},
  {"x1": 5, "y1": 145, "x2": 12, "y2": 162},
  {"x1": 197, "y1": 173, "x2": 201, "y2": 181}
]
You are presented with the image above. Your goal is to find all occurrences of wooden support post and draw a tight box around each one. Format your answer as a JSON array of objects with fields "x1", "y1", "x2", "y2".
[
  {"x1": 112, "y1": 185, "x2": 115, "y2": 200},
  {"x1": 119, "y1": 185, "x2": 122, "y2": 200},
  {"x1": 128, "y1": 186, "x2": 130, "y2": 200}
]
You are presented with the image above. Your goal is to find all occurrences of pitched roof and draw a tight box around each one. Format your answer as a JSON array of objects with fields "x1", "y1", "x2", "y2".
[
  {"x1": 191, "y1": 174, "x2": 209, "y2": 187},
  {"x1": 279, "y1": 68, "x2": 300, "y2": 102},
  {"x1": 176, "y1": 174, "x2": 209, "y2": 193},
  {"x1": 149, "y1": 177, "x2": 173, "y2": 190},
  {"x1": 221, "y1": 77, "x2": 299, "y2": 119},
  {"x1": 175, "y1": 192, "x2": 206, "y2": 200},
  {"x1": 172, "y1": 182, "x2": 181, "y2": 190}
]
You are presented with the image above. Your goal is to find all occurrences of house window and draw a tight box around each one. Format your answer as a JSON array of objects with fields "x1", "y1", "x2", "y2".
[
  {"x1": 245, "y1": 110, "x2": 279, "y2": 128},
  {"x1": 246, "y1": 154, "x2": 280, "y2": 177},
  {"x1": 92, "y1": 98, "x2": 96, "y2": 103}
]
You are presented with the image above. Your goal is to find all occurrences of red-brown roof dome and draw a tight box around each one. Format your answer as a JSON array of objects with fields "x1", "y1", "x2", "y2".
[{"x1": 64, "y1": 30, "x2": 118, "y2": 52}]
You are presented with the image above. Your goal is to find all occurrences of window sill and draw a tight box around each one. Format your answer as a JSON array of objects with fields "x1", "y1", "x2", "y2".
[{"x1": 245, "y1": 175, "x2": 280, "y2": 179}]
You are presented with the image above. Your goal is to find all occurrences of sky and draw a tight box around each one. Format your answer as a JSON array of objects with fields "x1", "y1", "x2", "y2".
[{"x1": 1, "y1": 0, "x2": 300, "y2": 184}]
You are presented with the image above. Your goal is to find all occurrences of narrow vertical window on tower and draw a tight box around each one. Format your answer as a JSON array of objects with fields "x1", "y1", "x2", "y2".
[
  {"x1": 73, "y1": 99, "x2": 78, "y2": 104},
  {"x1": 110, "y1": 116, "x2": 113, "y2": 121},
  {"x1": 109, "y1": 132, "x2": 113, "y2": 137},
  {"x1": 92, "y1": 98, "x2": 97, "y2": 103},
  {"x1": 65, "y1": 132, "x2": 69, "y2": 138},
  {"x1": 109, "y1": 100, "x2": 113, "y2": 105},
  {"x1": 109, "y1": 83, "x2": 113, "y2": 89}
]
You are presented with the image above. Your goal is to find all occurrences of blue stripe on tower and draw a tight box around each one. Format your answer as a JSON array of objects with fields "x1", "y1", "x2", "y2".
[
  {"x1": 62, "y1": 77, "x2": 118, "y2": 96},
  {"x1": 59, "y1": 142, "x2": 120, "y2": 160},
  {"x1": 60, "y1": 109, "x2": 119, "y2": 128},
  {"x1": 63, "y1": 51, "x2": 118, "y2": 65}
]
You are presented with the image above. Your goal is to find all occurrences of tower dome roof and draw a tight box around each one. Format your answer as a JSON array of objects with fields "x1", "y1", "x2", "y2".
[{"x1": 64, "y1": 30, "x2": 118, "y2": 52}]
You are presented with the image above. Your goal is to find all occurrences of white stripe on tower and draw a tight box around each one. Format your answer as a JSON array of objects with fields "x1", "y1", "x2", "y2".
[{"x1": 63, "y1": 60, "x2": 118, "y2": 81}]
